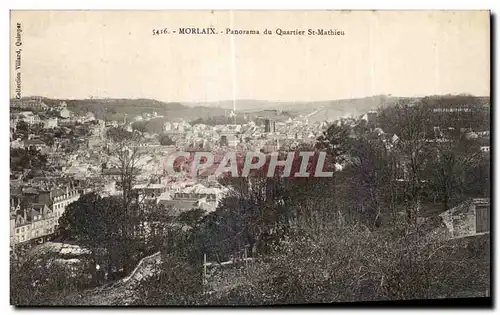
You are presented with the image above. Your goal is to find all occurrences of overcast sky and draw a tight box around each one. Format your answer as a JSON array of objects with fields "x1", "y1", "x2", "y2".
[{"x1": 10, "y1": 10, "x2": 490, "y2": 102}]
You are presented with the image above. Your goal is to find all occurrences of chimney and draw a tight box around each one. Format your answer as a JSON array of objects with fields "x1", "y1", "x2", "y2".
[{"x1": 23, "y1": 208, "x2": 27, "y2": 221}]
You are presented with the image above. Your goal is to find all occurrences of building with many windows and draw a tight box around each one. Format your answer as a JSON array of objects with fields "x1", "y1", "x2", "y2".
[
  {"x1": 11, "y1": 203, "x2": 57, "y2": 246},
  {"x1": 11, "y1": 98, "x2": 48, "y2": 110}
]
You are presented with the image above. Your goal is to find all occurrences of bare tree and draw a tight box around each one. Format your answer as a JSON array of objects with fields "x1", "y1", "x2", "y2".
[
  {"x1": 425, "y1": 137, "x2": 483, "y2": 211},
  {"x1": 105, "y1": 127, "x2": 162, "y2": 270},
  {"x1": 379, "y1": 101, "x2": 433, "y2": 224}
]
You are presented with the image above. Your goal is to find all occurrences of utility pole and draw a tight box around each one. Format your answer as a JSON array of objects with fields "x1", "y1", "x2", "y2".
[
  {"x1": 203, "y1": 253, "x2": 207, "y2": 287},
  {"x1": 244, "y1": 247, "x2": 248, "y2": 275}
]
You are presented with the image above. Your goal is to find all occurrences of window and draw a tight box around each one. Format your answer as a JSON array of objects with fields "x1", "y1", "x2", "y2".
[
  {"x1": 21, "y1": 227, "x2": 24, "y2": 232},
  {"x1": 15, "y1": 228, "x2": 19, "y2": 234},
  {"x1": 476, "y1": 205, "x2": 490, "y2": 233}
]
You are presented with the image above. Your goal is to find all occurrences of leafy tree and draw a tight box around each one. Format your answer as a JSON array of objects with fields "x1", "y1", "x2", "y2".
[
  {"x1": 131, "y1": 121, "x2": 148, "y2": 134},
  {"x1": 178, "y1": 208, "x2": 206, "y2": 229},
  {"x1": 16, "y1": 120, "x2": 29, "y2": 133},
  {"x1": 159, "y1": 133, "x2": 175, "y2": 146},
  {"x1": 316, "y1": 123, "x2": 350, "y2": 162},
  {"x1": 58, "y1": 193, "x2": 131, "y2": 277},
  {"x1": 106, "y1": 127, "x2": 134, "y2": 143},
  {"x1": 10, "y1": 147, "x2": 48, "y2": 171}
]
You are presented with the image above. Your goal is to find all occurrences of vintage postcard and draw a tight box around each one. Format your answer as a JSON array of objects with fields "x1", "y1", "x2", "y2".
[{"x1": 10, "y1": 10, "x2": 490, "y2": 306}]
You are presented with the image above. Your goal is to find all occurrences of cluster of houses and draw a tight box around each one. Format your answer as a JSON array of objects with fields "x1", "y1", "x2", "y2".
[
  {"x1": 10, "y1": 182, "x2": 83, "y2": 248},
  {"x1": 11, "y1": 99, "x2": 97, "y2": 134},
  {"x1": 161, "y1": 117, "x2": 328, "y2": 154},
  {"x1": 132, "y1": 179, "x2": 229, "y2": 214}
]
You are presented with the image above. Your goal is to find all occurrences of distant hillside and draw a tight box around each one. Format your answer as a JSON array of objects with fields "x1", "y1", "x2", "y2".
[
  {"x1": 52, "y1": 98, "x2": 187, "y2": 121},
  {"x1": 11, "y1": 97, "x2": 230, "y2": 122},
  {"x1": 12, "y1": 95, "x2": 489, "y2": 124},
  {"x1": 12, "y1": 97, "x2": 297, "y2": 122},
  {"x1": 182, "y1": 100, "x2": 294, "y2": 112},
  {"x1": 294, "y1": 96, "x2": 404, "y2": 122},
  {"x1": 195, "y1": 95, "x2": 489, "y2": 123},
  {"x1": 183, "y1": 96, "x2": 403, "y2": 122}
]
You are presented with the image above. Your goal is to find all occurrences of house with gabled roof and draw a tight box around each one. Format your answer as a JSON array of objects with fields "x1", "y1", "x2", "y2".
[{"x1": 12, "y1": 203, "x2": 57, "y2": 246}]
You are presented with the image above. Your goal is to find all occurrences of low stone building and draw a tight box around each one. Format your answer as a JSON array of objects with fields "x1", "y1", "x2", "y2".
[{"x1": 439, "y1": 198, "x2": 490, "y2": 239}]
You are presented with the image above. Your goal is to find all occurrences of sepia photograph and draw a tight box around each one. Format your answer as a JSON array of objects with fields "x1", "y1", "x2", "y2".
[{"x1": 9, "y1": 10, "x2": 491, "y2": 306}]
